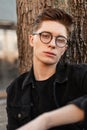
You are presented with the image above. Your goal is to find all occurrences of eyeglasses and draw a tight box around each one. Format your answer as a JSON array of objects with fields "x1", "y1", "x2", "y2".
[{"x1": 33, "y1": 31, "x2": 68, "y2": 48}]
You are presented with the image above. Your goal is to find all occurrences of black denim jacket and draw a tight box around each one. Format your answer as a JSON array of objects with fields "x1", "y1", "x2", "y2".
[{"x1": 6, "y1": 63, "x2": 87, "y2": 130}]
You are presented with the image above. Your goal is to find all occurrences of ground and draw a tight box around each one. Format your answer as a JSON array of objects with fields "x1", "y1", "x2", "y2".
[{"x1": 0, "y1": 98, "x2": 7, "y2": 130}]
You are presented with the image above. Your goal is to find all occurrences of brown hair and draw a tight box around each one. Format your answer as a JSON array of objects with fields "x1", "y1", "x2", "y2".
[{"x1": 33, "y1": 8, "x2": 73, "y2": 35}]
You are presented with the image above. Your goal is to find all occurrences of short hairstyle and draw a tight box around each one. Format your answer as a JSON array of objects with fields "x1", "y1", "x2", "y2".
[{"x1": 33, "y1": 8, "x2": 73, "y2": 35}]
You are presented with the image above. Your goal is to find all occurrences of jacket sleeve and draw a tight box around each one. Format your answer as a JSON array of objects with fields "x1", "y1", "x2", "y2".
[
  {"x1": 69, "y1": 65, "x2": 87, "y2": 127},
  {"x1": 6, "y1": 72, "x2": 30, "y2": 130},
  {"x1": 6, "y1": 80, "x2": 21, "y2": 130}
]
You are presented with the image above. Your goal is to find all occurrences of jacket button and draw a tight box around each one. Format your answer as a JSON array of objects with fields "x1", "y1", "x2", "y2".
[
  {"x1": 30, "y1": 103, "x2": 34, "y2": 107},
  {"x1": 32, "y1": 84, "x2": 35, "y2": 88},
  {"x1": 18, "y1": 113, "x2": 22, "y2": 118}
]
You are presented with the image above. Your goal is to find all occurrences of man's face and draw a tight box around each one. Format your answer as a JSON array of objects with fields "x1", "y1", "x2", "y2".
[{"x1": 29, "y1": 21, "x2": 68, "y2": 66}]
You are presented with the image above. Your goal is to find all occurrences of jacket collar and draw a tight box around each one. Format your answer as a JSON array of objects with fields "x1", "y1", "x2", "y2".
[
  {"x1": 22, "y1": 63, "x2": 69, "y2": 90},
  {"x1": 55, "y1": 63, "x2": 69, "y2": 83},
  {"x1": 22, "y1": 66, "x2": 34, "y2": 89}
]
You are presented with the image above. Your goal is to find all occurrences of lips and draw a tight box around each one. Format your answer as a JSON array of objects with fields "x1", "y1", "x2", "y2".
[{"x1": 43, "y1": 51, "x2": 56, "y2": 56}]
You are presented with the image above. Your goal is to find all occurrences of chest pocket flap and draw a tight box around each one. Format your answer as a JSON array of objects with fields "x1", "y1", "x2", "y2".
[{"x1": 7, "y1": 105, "x2": 31, "y2": 121}]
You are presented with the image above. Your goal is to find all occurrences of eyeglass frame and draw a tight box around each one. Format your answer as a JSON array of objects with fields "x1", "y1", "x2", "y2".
[{"x1": 33, "y1": 31, "x2": 68, "y2": 48}]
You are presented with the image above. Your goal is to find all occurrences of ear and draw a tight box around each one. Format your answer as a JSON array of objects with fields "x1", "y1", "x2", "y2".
[
  {"x1": 65, "y1": 44, "x2": 68, "y2": 51},
  {"x1": 29, "y1": 35, "x2": 34, "y2": 47}
]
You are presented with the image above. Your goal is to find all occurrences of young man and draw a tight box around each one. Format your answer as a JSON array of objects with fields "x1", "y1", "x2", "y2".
[{"x1": 7, "y1": 8, "x2": 87, "y2": 130}]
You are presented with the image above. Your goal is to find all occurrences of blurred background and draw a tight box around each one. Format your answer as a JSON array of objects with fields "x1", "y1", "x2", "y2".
[{"x1": 0, "y1": 0, "x2": 18, "y2": 129}]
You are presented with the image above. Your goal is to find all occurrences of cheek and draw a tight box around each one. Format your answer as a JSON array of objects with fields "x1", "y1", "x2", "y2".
[
  {"x1": 33, "y1": 42, "x2": 40, "y2": 51},
  {"x1": 33, "y1": 37, "x2": 41, "y2": 48},
  {"x1": 33, "y1": 37, "x2": 44, "y2": 51},
  {"x1": 33, "y1": 42, "x2": 41, "y2": 55},
  {"x1": 57, "y1": 48, "x2": 66, "y2": 56}
]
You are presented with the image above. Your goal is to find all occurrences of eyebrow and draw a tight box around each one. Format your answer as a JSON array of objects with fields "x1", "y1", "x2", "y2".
[
  {"x1": 33, "y1": 31, "x2": 67, "y2": 40},
  {"x1": 42, "y1": 31, "x2": 67, "y2": 39},
  {"x1": 57, "y1": 35, "x2": 67, "y2": 39}
]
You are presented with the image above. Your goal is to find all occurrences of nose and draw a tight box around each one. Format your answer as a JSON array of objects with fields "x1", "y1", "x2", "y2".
[{"x1": 48, "y1": 37, "x2": 56, "y2": 47}]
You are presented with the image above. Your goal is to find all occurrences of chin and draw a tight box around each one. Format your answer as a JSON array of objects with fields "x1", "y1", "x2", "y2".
[{"x1": 43, "y1": 61, "x2": 57, "y2": 65}]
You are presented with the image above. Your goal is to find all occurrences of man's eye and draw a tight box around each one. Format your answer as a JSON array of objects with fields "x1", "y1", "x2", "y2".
[
  {"x1": 57, "y1": 38, "x2": 66, "y2": 43},
  {"x1": 58, "y1": 39, "x2": 64, "y2": 43},
  {"x1": 42, "y1": 34, "x2": 50, "y2": 39}
]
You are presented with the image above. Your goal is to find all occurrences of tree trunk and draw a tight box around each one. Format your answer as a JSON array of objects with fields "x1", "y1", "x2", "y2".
[
  {"x1": 68, "y1": 0, "x2": 87, "y2": 63},
  {"x1": 16, "y1": 0, "x2": 87, "y2": 74}
]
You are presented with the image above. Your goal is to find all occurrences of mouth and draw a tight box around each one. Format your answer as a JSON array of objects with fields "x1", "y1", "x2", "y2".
[{"x1": 43, "y1": 51, "x2": 56, "y2": 57}]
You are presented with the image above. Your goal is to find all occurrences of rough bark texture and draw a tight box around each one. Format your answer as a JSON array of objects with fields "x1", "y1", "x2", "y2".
[
  {"x1": 16, "y1": 0, "x2": 87, "y2": 73},
  {"x1": 68, "y1": 0, "x2": 87, "y2": 63}
]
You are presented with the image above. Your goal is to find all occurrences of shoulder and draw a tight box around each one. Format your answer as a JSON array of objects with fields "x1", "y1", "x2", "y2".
[
  {"x1": 67, "y1": 63, "x2": 87, "y2": 84},
  {"x1": 57, "y1": 63, "x2": 87, "y2": 79},
  {"x1": 56, "y1": 62, "x2": 87, "y2": 75},
  {"x1": 6, "y1": 71, "x2": 30, "y2": 95},
  {"x1": 58, "y1": 62, "x2": 87, "y2": 72},
  {"x1": 6, "y1": 70, "x2": 32, "y2": 106},
  {"x1": 68, "y1": 63, "x2": 87, "y2": 74}
]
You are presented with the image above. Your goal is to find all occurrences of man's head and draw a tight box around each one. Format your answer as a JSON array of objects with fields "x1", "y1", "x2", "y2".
[
  {"x1": 33, "y1": 8, "x2": 73, "y2": 36},
  {"x1": 29, "y1": 8, "x2": 73, "y2": 66}
]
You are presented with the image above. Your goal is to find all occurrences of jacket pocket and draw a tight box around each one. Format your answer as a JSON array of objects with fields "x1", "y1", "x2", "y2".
[{"x1": 7, "y1": 105, "x2": 31, "y2": 121}]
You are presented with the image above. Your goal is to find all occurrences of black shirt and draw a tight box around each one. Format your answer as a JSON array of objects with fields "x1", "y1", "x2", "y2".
[{"x1": 34, "y1": 74, "x2": 56, "y2": 115}]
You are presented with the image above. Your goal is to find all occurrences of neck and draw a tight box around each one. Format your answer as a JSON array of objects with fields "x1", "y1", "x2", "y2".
[{"x1": 33, "y1": 60, "x2": 56, "y2": 81}]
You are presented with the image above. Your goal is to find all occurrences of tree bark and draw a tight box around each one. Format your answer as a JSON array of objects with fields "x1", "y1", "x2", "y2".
[
  {"x1": 16, "y1": 0, "x2": 87, "y2": 73},
  {"x1": 68, "y1": 0, "x2": 87, "y2": 63}
]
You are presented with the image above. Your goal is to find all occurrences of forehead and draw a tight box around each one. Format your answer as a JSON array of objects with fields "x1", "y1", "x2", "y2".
[{"x1": 36, "y1": 21, "x2": 67, "y2": 36}]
